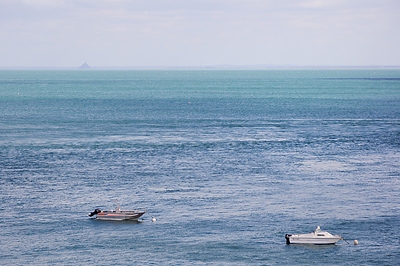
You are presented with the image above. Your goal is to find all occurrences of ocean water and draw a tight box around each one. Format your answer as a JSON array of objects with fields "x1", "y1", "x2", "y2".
[{"x1": 1, "y1": 69, "x2": 399, "y2": 265}]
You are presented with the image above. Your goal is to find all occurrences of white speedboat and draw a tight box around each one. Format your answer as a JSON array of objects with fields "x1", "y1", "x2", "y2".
[
  {"x1": 285, "y1": 226, "x2": 341, "y2": 245},
  {"x1": 89, "y1": 200, "x2": 146, "y2": 221}
]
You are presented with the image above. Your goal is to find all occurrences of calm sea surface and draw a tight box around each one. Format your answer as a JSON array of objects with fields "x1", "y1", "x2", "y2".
[{"x1": 1, "y1": 69, "x2": 399, "y2": 265}]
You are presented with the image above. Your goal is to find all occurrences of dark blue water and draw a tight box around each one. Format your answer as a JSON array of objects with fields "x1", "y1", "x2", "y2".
[{"x1": 1, "y1": 69, "x2": 400, "y2": 265}]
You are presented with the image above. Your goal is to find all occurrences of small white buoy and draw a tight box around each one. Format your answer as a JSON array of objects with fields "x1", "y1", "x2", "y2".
[
  {"x1": 152, "y1": 217, "x2": 156, "y2": 222},
  {"x1": 354, "y1": 240, "x2": 359, "y2": 245}
]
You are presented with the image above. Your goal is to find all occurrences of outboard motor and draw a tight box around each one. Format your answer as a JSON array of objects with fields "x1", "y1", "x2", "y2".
[
  {"x1": 285, "y1": 234, "x2": 292, "y2": 245},
  {"x1": 89, "y1": 208, "x2": 102, "y2": 217}
]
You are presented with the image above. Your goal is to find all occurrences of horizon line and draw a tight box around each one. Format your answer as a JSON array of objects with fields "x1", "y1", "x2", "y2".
[{"x1": 1, "y1": 64, "x2": 400, "y2": 70}]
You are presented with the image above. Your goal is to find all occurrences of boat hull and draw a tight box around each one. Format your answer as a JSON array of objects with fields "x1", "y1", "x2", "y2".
[
  {"x1": 285, "y1": 234, "x2": 341, "y2": 245},
  {"x1": 95, "y1": 211, "x2": 146, "y2": 221}
]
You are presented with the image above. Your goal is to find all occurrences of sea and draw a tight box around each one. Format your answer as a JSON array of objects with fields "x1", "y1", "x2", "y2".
[{"x1": 0, "y1": 69, "x2": 399, "y2": 265}]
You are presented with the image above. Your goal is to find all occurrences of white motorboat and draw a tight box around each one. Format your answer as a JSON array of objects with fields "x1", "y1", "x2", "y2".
[
  {"x1": 285, "y1": 226, "x2": 341, "y2": 245},
  {"x1": 89, "y1": 200, "x2": 146, "y2": 221}
]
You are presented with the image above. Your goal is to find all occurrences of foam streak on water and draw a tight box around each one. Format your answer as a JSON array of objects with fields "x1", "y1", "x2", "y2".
[{"x1": 1, "y1": 70, "x2": 400, "y2": 265}]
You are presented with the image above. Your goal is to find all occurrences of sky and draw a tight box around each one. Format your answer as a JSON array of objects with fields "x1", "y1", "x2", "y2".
[{"x1": 1, "y1": 0, "x2": 399, "y2": 68}]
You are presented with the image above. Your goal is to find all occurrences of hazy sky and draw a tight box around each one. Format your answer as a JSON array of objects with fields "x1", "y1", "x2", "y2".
[{"x1": 1, "y1": 0, "x2": 399, "y2": 67}]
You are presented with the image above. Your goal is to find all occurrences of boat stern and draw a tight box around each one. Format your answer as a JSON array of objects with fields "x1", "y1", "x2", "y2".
[{"x1": 285, "y1": 234, "x2": 292, "y2": 245}]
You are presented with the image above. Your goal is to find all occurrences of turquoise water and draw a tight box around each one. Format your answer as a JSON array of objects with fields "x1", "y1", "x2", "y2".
[{"x1": 1, "y1": 69, "x2": 400, "y2": 265}]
